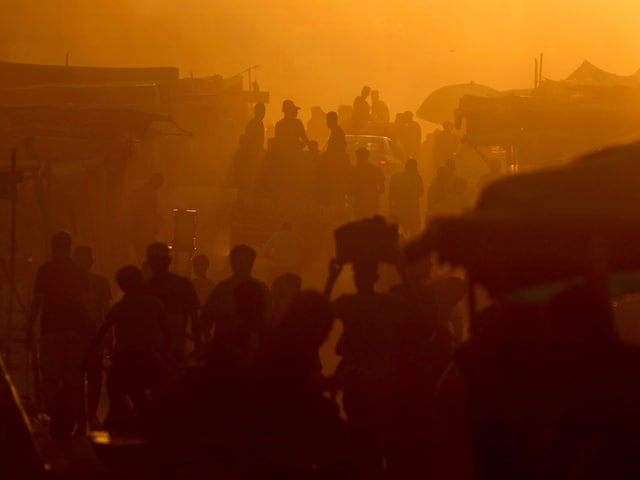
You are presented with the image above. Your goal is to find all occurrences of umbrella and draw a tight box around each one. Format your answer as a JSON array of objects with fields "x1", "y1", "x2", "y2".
[{"x1": 416, "y1": 82, "x2": 498, "y2": 124}]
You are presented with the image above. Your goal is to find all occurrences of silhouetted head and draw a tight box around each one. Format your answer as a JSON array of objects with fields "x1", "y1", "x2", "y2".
[
  {"x1": 326, "y1": 111, "x2": 338, "y2": 129},
  {"x1": 148, "y1": 172, "x2": 165, "y2": 190},
  {"x1": 72, "y1": 245, "x2": 93, "y2": 272},
  {"x1": 229, "y1": 244, "x2": 256, "y2": 279},
  {"x1": 404, "y1": 111, "x2": 414, "y2": 121},
  {"x1": 254, "y1": 102, "x2": 266, "y2": 120},
  {"x1": 371, "y1": 90, "x2": 380, "y2": 101},
  {"x1": 115, "y1": 265, "x2": 144, "y2": 295},
  {"x1": 353, "y1": 261, "x2": 379, "y2": 293},
  {"x1": 311, "y1": 106, "x2": 324, "y2": 119},
  {"x1": 443, "y1": 120, "x2": 454, "y2": 132},
  {"x1": 282, "y1": 99, "x2": 300, "y2": 118},
  {"x1": 355, "y1": 147, "x2": 370, "y2": 167},
  {"x1": 361, "y1": 86, "x2": 371, "y2": 98},
  {"x1": 146, "y1": 242, "x2": 171, "y2": 275},
  {"x1": 51, "y1": 231, "x2": 72, "y2": 258},
  {"x1": 192, "y1": 254, "x2": 210, "y2": 278},
  {"x1": 405, "y1": 158, "x2": 418, "y2": 172}
]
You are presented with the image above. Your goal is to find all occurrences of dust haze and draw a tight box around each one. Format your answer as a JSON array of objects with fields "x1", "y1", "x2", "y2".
[{"x1": 2, "y1": 0, "x2": 639, "y2": 117}]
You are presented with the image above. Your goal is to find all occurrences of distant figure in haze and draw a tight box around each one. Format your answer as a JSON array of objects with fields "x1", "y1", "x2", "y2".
[
  {"x1": 26, "y1": 232, "x2": 89, "y2": 439},
  {"x1": 325, "y1": 111, "x2": 347, "y2": 157},
  {"x1": 403, "y1": 111, "x2": 422, "y2": 160},
  {"x1": 191, "y1": 254, "x2": 215, "y2": 309},
  {"x1": 352, "y1": 85, "x2": 372, "y2": 133},
  {"x1": 245, "y1": 102, "x2": 266, "y2": 154},
  {"x1": 350, "y1": 147, "x2": 385, "y2": 219},
  {"x1": 432, "y1": 120, "x2": 459, "y2": 169},
  {"x1": 129, "y1": 173, "x2": 165, "y2": 263},
  {"x1": 389, "y1": 158, "x2": 425, "y2": 236},
  {"x1": 143, "y1": 243, "x2": 201, "y2": 363},
  {"x1": 371, "y1": 90, "x2": 390, "y2": 124},
  {"x1": 201, "y1": 245, "x2": 270, "y2": 340},
  {"x1": 73, "y1": 246, "x2": 111, "y2": 432},
  {"x1": 318, "y1": 111, "x2": 350, "y2": 209},
  {"x1": 275, "y1": 99, "x2": 310, "y2": 156},
  {"x1": 307, "y1": 106, "x2": 328, "y2": 145}
]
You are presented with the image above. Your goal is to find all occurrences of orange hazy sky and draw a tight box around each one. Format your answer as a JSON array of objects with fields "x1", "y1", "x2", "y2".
[{"x1": 1, "y1": 0, "x2": 639, "y2": 118}]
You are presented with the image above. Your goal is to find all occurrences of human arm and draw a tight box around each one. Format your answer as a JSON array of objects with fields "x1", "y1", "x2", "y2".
[{"x1": 323, "y1": 259, "x2": 343, "y2": 299}]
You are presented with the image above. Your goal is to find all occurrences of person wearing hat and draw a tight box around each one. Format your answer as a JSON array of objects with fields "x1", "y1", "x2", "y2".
[
  {"x1": 142, "y1": 243, "x2": 201, "y2": 363},
  {"x1": 274, "y1": 99, "x2": 310, "y2": 156}
]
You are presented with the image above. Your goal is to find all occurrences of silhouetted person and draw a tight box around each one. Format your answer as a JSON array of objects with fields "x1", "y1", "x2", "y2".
[
  {"x1": 403, "y1": 111, "x2": 422, "y2": 160},
  {"x1": 269, "y1": 272, "x2": 302, "y2": 328},
  {"x1": 250, "y1": 291, "x2": 354, "y2": 477},
  {"x1": 326, "y1": 111, "x2": 347, "y2": 157},
  {"x1": 143, "y1": 243, "x2": 200, "y2": 363},
  {"x1": 201, "y1": 244, "x2": 270, "y2": 340},
  {"x1": 274, "y1": 99, "x2": 310, "y2": 156},
  {"x1": 350, "y1": 147, "x2": 385, "y2": 219},
  {"x1": 307, "y1": 106, "x2": 328, "y2": 145},
  {"x1": 26, "y1": 231, "x2": 89, "y2": 438},
  {"x1": 73, "y1": 246, "x2": 111, "y2": 432},
  {"x1": 389, "y1": 158, "x2": 425, "y2": 236},
  {"x1": 432, "y1": 120, "x2": 459, "y2": 169},
  {"x1": 371, "y1": 90, "x2": 390, "y2": 124},
  {"x1": 322, "y1": 111, "x2": 352, "y2": 208},
  {"x1": 326, "y1": 259, "x2": 408, "y2": 478},
  {"x1": 191, "y1": 254, "x2": 215, "y2": 307},
  {"x1": 352, "y1": 85, "x2": 372, "y2": 133},
  {"x1": 129, "y1": 173, "x2": 165, "y2": 262},
  {"x1": 89, "y1": 265, "x2": 170, "y2": 434}
]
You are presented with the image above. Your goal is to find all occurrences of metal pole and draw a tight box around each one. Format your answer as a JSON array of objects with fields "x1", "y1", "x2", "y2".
[{"x1": 6, "y1": 149, "x2": 16, "y2": 367}]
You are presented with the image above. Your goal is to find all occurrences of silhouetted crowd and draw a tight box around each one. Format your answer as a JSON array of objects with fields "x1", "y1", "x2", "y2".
[{"x1": 23, "y1": 92, "x2": 640, "y2": 480}]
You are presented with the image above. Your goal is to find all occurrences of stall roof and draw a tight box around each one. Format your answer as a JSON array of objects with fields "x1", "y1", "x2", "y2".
[
  {"x1": 0, "y1": 61, "x2": 178, "y2": 89},
  {"x1": 0, "y1": 105, "x2": 175, "y2": 140}
]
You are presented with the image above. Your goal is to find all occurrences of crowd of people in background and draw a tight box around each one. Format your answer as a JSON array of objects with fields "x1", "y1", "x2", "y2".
[
  {"x1": 229, "y1": 85, "x2": 488, "y2": 244},
  {"x1": 27, "y1": 87, "x2": 606, "y2": 480}
]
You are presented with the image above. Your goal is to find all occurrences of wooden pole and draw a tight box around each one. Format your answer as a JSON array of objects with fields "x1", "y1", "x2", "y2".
[
  {"x1": 539, "y1": 53, "x2": 544, "y2": 85},
  {"x1": 534, "y1": 58, "x2": 539, "y2": 88}
]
